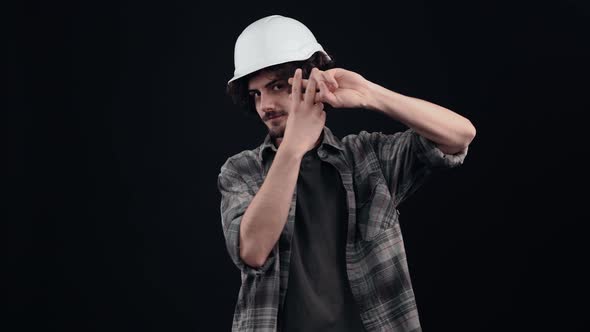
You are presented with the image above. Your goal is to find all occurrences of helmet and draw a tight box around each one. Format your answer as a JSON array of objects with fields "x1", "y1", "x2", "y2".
[{"x1": 228, "y1": 15, "x2": 330, "y2": 84}]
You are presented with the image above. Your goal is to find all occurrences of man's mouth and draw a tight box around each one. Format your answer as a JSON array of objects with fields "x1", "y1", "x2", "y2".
[{"x1": 267, "y1": 114, "x2": 284, "y2": 120}]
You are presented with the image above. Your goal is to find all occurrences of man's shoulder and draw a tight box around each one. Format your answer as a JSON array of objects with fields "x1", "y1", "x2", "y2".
[
  {"x1": 341, "y1": 129, "x2": 412, "y2": 146},
  {"x1": 219, "y1": 146, "x2": 263, "y2": 176},
  {"x1": 337, "y1": 129, "x2": 417, "y2": 161},
  {"x1": 340, "y1": 130, "x2": 371, "y2": 143},
  {"x1": 339, "y1": 130, "x2": 381, "y2": 151}
]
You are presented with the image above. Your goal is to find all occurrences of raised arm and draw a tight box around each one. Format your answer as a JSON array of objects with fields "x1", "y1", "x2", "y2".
[
  {"x1": 292, "y1": 67, "x2": 476, "y2": 154},
  {"x1": 238, "y1": 145, "x2": 302, "y2": 268},
  {"x1": 230, "y1": 68, "x2": 326, "y2": 268}
]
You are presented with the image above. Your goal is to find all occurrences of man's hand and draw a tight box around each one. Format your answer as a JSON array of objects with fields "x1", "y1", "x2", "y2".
[
  {"x1": 281, "y1": 68, "x2": 326, "y2": 157},
  {"x1": 288, "y1": 68, "x2": 373, "y2": 109}
]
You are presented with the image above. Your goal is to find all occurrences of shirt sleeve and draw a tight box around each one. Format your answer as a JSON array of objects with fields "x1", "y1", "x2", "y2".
[
  {"x1": 217, "y1": 162, "x2": 278, "y2": 276},
  {"x1": 362, "y1": 128, "x2": 468, "y2": 208}
]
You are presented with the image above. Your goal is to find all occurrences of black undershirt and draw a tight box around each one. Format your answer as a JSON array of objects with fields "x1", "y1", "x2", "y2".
[{"x1": 279, "y1": 145, "x2": 366, "y2": 332}]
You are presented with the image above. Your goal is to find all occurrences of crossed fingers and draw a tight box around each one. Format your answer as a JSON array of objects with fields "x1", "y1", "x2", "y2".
[{"x1": 289, "y1": 68, "x2": 338, "y2": 104}]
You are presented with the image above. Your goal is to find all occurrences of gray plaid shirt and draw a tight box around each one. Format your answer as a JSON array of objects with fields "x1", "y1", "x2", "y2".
[{"x1": 218, "y1": 126, "x2": 468, "y2": 331}]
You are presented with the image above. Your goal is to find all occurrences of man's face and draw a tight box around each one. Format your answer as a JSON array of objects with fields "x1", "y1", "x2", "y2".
[{"x1": 247, "y1": 71, "x2": 292, "y2": 141}]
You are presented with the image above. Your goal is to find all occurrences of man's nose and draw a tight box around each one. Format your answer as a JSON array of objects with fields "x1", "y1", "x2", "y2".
[{"x1": 260, "y1": 93, "x2": 277, "y2": 112}]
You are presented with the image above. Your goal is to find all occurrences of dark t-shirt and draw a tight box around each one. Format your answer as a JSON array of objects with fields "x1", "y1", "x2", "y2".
[{"x1": 279, "y1": 145, "x2": 366, "y2": 332}]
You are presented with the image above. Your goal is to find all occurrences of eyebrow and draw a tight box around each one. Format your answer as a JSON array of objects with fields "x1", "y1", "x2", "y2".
[{"x1": 248, "y1": 79, "x2": 282, "y2": 94}]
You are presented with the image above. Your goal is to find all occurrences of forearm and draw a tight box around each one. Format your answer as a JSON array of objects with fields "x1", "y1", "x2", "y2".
[
  {"x1": 239, "y1": 145, "x2": 303, "y2": 268},
  {"x1": 366, "y1": 81, "x2": 476, "y2": 153}
]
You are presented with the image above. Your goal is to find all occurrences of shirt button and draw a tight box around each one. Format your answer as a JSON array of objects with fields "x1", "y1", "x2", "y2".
[{"x1": 318, "y1": 150, "x2": 326, "y2": 158}]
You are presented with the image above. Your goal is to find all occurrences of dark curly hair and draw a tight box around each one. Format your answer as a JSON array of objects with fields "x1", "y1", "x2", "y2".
[{"x1": 226, "y1": 51, "x2": 335, "y2": 117}]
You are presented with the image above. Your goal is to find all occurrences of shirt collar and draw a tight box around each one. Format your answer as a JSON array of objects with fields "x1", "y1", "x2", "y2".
[{"x1": 258, "y1": 126, "x2": 345, "y2": 161}]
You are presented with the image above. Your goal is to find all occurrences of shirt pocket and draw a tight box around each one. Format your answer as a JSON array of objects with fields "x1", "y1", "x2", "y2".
[{"x1": 355, "y1": 172, "x2": 399, "y2": 241}]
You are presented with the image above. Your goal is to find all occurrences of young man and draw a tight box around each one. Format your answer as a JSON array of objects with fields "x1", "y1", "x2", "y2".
[{"x1": 218, "y1": 15, "x2": 476, "y2": 332}]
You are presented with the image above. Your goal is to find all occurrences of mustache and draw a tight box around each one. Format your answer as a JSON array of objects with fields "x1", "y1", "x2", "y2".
[{"x1": 264, "y1": 111, "x2": 287, "y2": 121}]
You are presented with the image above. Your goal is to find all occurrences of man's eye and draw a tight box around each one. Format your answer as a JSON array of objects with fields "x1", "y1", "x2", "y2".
[
  {"x1": 272, "y1": 84, "x2": 284, "y2": 91},
  {"x1": 249, "y1": 92, "x2": 260, "y2": 98}
]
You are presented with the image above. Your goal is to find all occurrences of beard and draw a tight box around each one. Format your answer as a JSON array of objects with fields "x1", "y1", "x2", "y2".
[
  {"x1": 268, "y1": 124, "x2": 286, "y2": 140},
  {"x1": 266, "y1": 113, "x2": 287, "y2": 141}
]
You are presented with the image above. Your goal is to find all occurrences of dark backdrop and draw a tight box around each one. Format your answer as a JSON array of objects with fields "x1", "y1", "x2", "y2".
[{"x1": 18, "y1": 0, "x2": 589, "y2": 331}]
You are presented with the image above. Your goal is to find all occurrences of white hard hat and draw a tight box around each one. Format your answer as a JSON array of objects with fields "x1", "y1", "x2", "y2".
[{"x1": 228, "y1": 15, "x2": 330, "y2": 84}]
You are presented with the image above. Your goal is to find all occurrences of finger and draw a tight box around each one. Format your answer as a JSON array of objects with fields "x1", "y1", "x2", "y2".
[
  {"x1": 309, "y1": 68, "x2": 327, "y2": 90},
  {"x1": 288, "y1": 77, "x2": 313, "y2": 87},
  {"x1": 289, "y1": 78, "x2": 317, "y2": 93},
  {"x1": 296, "y1": 79, "x2": 309, "y2": 88},
  {"x1": 304, "y1": 69, "x2": 319, "y2": 105},
  {"x1": 323, "y1": 70, "x2": 339, "y2": 89},
  {"x1": 290, "y1": 71, "x2": 337, "y2": 90},
  {"x1": 314, "y1": 80, "x2": 326, "y2": 103},
  {"x1": 318, "y1": 71, "x2": 330, "y2": 89},
  {"x1": 298, "y1": 73, "x2": 334, "y2": 93},
  {"x1": 317, "y1": 81, "x2": 338, "y2": 106},
  {"x1": 290, "y1": 68, "x2": 302, "y2": 104},
  {"x1": 289, "y1": 78, "x2": 318, "y2": 95}
]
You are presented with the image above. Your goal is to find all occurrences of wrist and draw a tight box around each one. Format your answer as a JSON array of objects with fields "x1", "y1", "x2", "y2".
[
  {"x1": 277, "y1": 140, "x2": 305, "y2": 160},
  {"x1": 365, "y1": 81, "x2": 401, "y2": 113}
]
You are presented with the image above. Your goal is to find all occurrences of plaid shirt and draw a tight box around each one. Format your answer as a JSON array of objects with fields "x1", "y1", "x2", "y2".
[{"x1": 218, "y1": 126, "x2": 468, "y2": 331}]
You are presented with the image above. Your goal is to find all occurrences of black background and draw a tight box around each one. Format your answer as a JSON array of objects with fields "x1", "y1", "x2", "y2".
[{"x1": 17, "y1": 0, "x2": 589, "y2": 331}]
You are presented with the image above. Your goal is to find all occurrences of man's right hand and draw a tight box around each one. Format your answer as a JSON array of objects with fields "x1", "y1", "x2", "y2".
[{"x1": 281, "y1": 68, "x2": 326, "y2": 157}]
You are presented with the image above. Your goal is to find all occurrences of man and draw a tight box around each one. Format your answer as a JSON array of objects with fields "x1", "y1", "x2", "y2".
[{"x1": 218, "y1": 15, "x2": 476, "y2": 332}]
